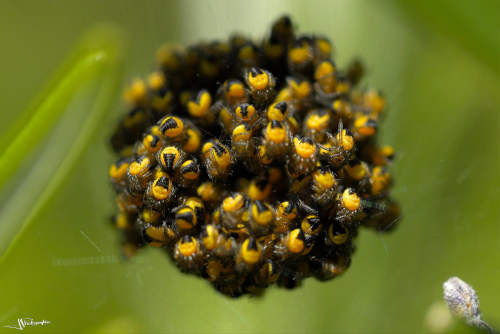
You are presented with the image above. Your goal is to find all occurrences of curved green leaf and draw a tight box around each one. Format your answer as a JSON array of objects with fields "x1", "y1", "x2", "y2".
[{"x1": 0, "y1": 25, "x2": 123, "y2": 260}]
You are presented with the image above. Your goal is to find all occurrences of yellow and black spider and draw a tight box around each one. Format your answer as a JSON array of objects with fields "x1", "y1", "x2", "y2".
[{"x1": 108, "y1": 15, "x2": 400, "y2": 297}]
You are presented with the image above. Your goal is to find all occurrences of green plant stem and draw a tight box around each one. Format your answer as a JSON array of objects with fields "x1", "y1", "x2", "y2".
[{"x1": 0, "y1": 27, "x2": 123, "y2": 261}]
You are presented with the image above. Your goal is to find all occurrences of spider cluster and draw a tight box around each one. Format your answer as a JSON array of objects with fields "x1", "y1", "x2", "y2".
[{"x1": 109, "y1": 16, "x2": 400, "y2": 297}]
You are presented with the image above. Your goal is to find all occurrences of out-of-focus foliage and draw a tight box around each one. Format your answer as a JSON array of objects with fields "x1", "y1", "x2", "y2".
[
  {"x1": 394, "y1": 0, "x2": 500, "y2": 75},
  {"x1": 0, "y1": 0, "x2": 498, "y2": 333},
  {"x1": 0, "y1": 27, "x2": 123, "y2": 258}
]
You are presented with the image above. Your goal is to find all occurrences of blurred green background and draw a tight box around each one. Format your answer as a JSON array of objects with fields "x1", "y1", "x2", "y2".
[{"x1": 1, "y1": 0, "x2": 499, "y2": 333}]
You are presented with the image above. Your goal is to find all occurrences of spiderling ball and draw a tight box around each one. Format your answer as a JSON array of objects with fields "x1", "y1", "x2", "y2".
[{"x1": 108, "y1": 16, "x2": 400, "y2": 297}]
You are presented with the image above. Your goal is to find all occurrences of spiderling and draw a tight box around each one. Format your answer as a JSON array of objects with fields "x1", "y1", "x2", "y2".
[{"x1": 108, "y1": 16, "x2": 400, "y2": 297}]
